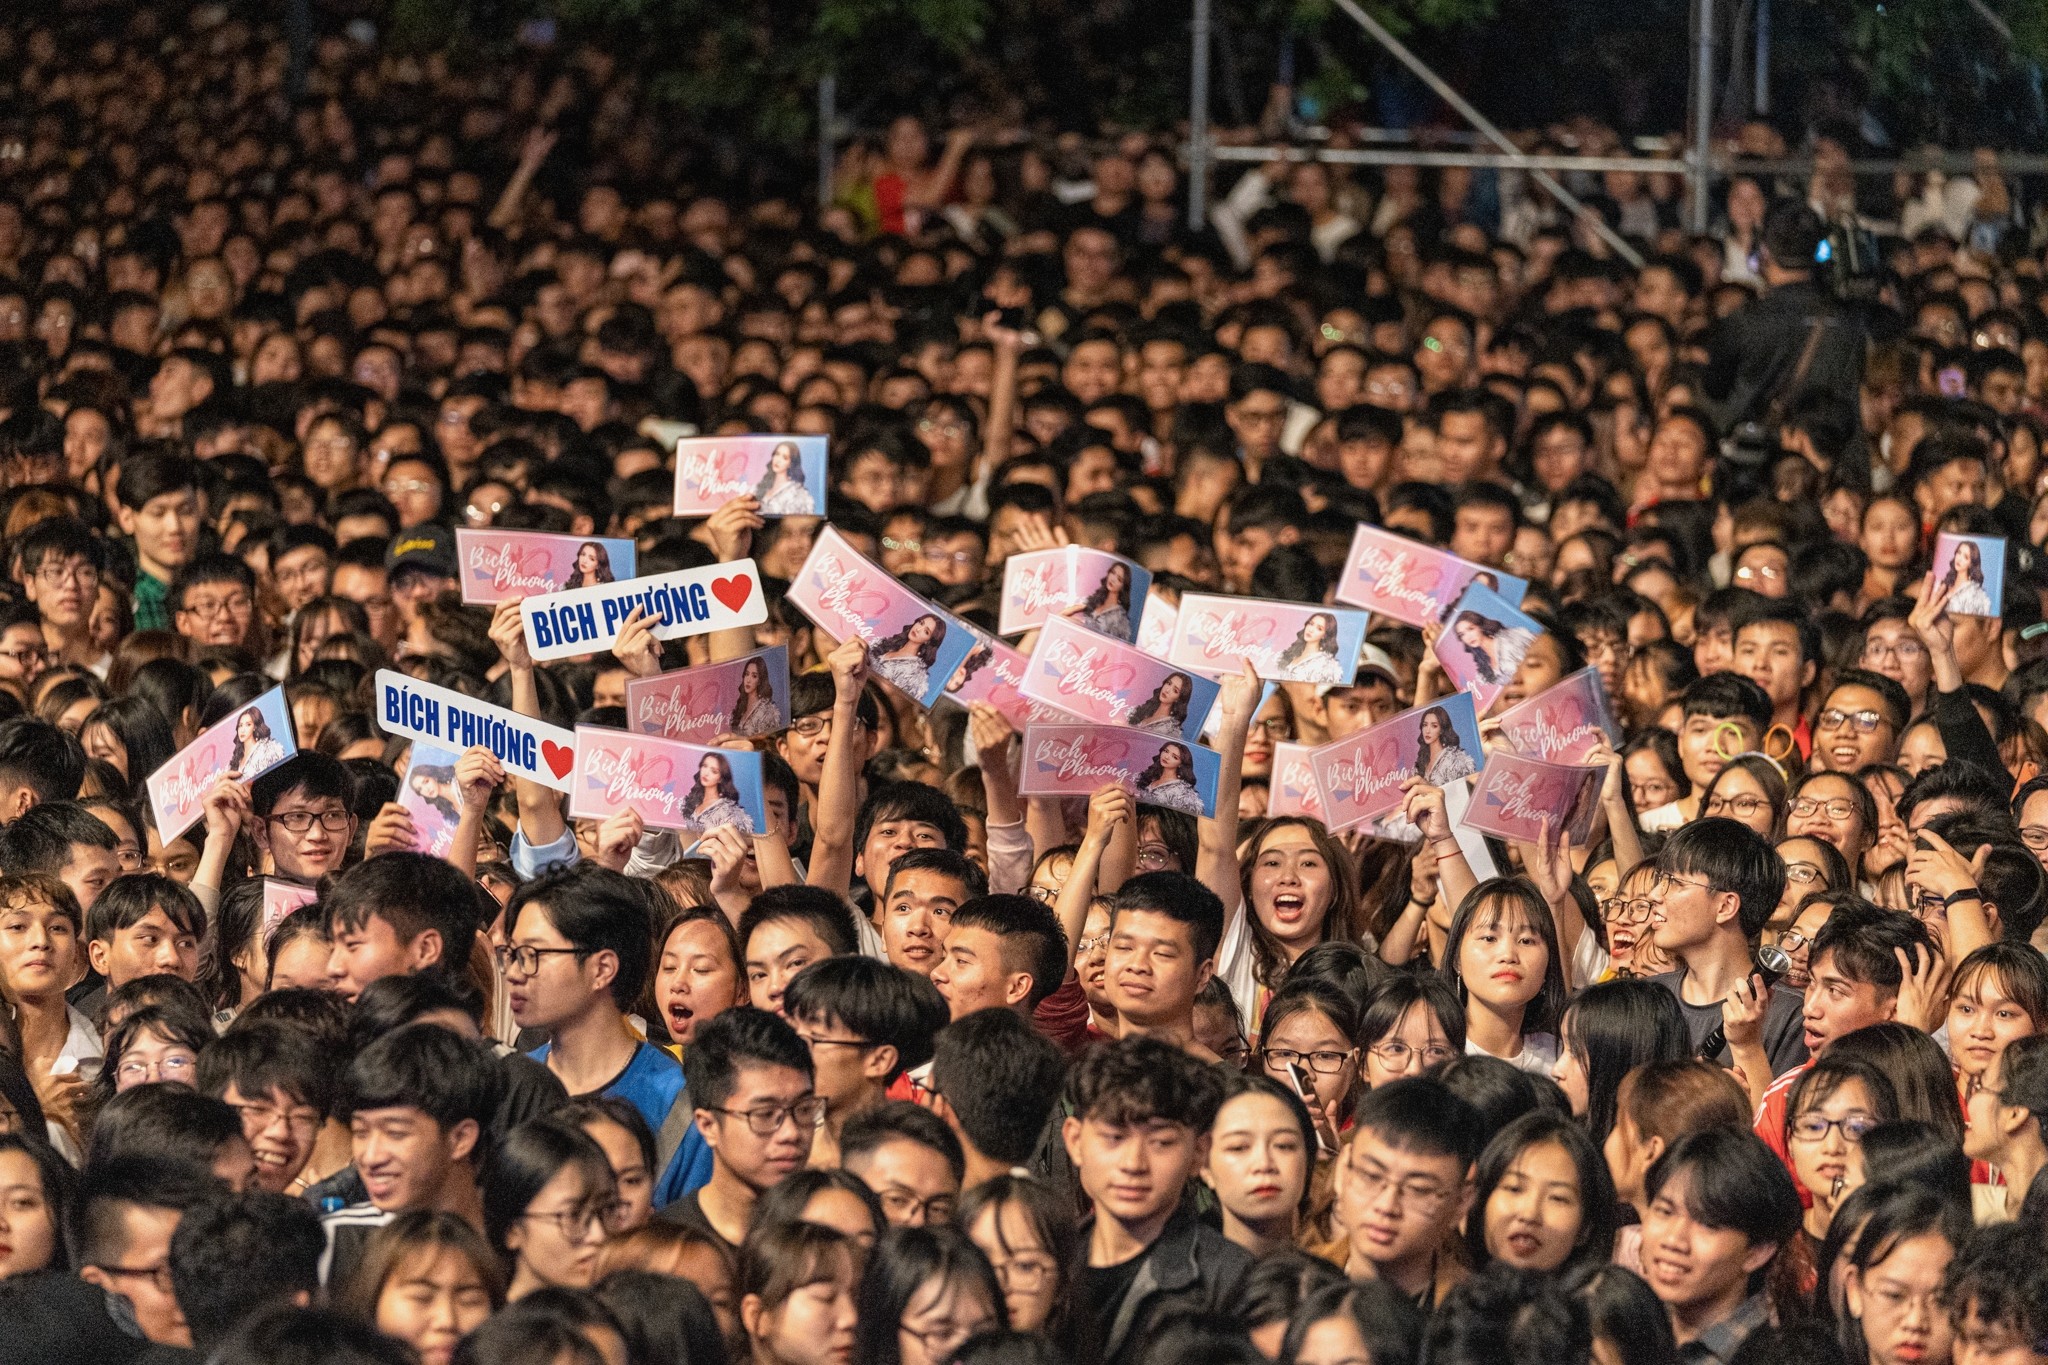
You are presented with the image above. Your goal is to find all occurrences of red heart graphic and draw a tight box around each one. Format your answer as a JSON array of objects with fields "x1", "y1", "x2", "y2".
[
  {"x1": 542, "y1": 740, "x2": 574, "y2": 778},
  {"x1": 712, "y1": 575, "x2": 753, "y2": 612}
]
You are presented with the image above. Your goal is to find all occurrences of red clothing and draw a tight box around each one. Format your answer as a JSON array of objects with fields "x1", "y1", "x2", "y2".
[
  {"x1": 874, "y1": 173, "x2": 909, "y2": 236},
  {"x1": 1033, "y1": 975, "x2": 1095, "y2": 1057},
  {"x1": 1754, "y1": 1058, "x2": 1814, "y2": 1209}
]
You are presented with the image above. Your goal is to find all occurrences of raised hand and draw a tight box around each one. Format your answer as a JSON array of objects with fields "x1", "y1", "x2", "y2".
[
  {"x1": 613, "y1": 604, "x2": 664, "y2": 678},
  {"x1": 706, "y1": 496, "x2": 765, "y2": 563},
  {"x1": 490, "y1": 598, "x2": 534, "y2": 671},
  {"x1": 455, "y1": 746, "x2": 506, "y2": 813}
]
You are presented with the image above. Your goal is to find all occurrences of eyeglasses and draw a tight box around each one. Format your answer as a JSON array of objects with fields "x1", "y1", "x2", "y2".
[
  {"x1": 112, "y1": 844, "x2": 143, "y2": 870},
  {"x1": 900, "y1": 1318, "x2": 994, "y2": 1357},
  {"x1": 1733, "y1": 563, "x2": 1784, "y2": 585},
  {"x1": 797, "y1": 1030, "x2": 876, "y2": 1052},
  {"x1": 382, "y1": 479, "x2": 438, "y2": 499},
  {"x1": 1777, "y1": 929, "x2": 1812, "y2": 956},
  {"x1": 880, "y1": 536, "x2": 923, "y2": 555},
  {"x1": 522, "y1": 1200, "x2": 627, "y2": 1240},
  {"x1": 93, "y1": 1262, "x2": 174, "y2": 1293},
  {"x1": 1135, "y1": 843, "x2": 1176, "y2": 871},
  {"x1": 1704, "y1": 793, "x2": 1769, "y2": 818},
  {"x1": 495, "y1": 944, "x2": 590, "y2": 976},
  {"x1": 1254, "y1": 717, "x2": 1293, "y2": 738},
  {"x1": 1790, "y1": 1113, "x2": 1878, "y2": 1143},
  {"x1": 990, "y1": 1255, "x2": 1058, "y2": 1291},
  {"x1": 1026, "y1": 885, "x2": 1058, "y2": 905},
  {"x1": 1345, "y1": 1160, "x2": 1452, "y2": 1212},
  {"x1": 1600, "y1": 896, "x2": 1656, "y2": 924},
  {"x1": 1263, "y1": 1046, "x2": 1357, "y2": 1075},
  {"x1": 790, "y1": 716, "x2": 832, "y2": 739},
  {"x1": 710, "y1": 1095, "x2": 827, "y2": 1136},
  {"x1": 1076, "y1": 934, "x2": 1108, "y2": 954},
  {"x1": 1861, "y1": 639, "x2": 1927, "y2": 663},
  {"x1": 1654, "y1": 873, "x2": 1713, "y2": 898},
  {"x1": 877, "y1": 1188, "x2": 957, "y2": 1225},
  {"x1": 2023, "y1": 826, "x2": 2048, "y2": 852},
  {"x1": 269, "y1": 809, "x2": 351, "y2": 833},
  {"x1": 180, "y1": 594, "x2": 252, "y2": 619},
  {"x1": 230, "y1": 1101, "x2": 323, "y2": 1137},
  {"x1": 920, "y1": 547, "x2": 980, "y2": 568},
  {"x1": 1818, "y1": 708, "x2": 1885, "y2": 734},
  {"x1": 1785, "y1": 863, "x2": 1825, "y2": 886},
  {"x1": 0, "y1": 645, "x2": 45, "y2": 666},
  {"x1": 1630, "y1": 780, "x2": 1675, "y2": 807},
  {"x1": 33, "y1": 562, "x2": 97, "y2": 587},
  {"x1": 117, "y1": 1053, "x2": 197, "y2": 1084},
  {"x1": 1368, "y1": 1039, "x2": 1457, "y2": 1068},
  {"x1": 1791, "y1": 797, "x2": 1856, "y2": 820}
]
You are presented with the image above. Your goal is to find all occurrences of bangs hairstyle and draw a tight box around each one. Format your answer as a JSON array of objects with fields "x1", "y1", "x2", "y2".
[
  {"x1": 1440, "y1": 879, "x2": 1568, "y2": 1037},
  {"x1": 1657, "y1": 817, "x2": 1785, "y2": 938},
  {"x1": 1465, "y1": 1111, "x2": 1619, "y2": 1272},
  {"x1": 1358, "y1": 972, "x2": 1467, "y2": 1054},
  {"x1": 1277, "y1": 1280, "x2": 1424, "y2": 1365},
  {"x1": 1560, "y1": 978, "x2": 1691, "y2": 1147},
  {"x1": 1949, "y1": 942, "x2": 2048, "y2": 1032},
  {"x1": 1644, "y1": 1127, "x2": 1802, "y2": 1261},
  {"x1": 335, "y1": 1210, "x2": 507, "y2": 1323},
  {"x1": 86, "y1": 871, "x2": 207, "y2": 943},
  {"x1": 1064, "y1": 1034, "x2": 1225, "y2": 1132},
  {"x1": 854, "y1": 1226, "x2": 1006, "y2": 1365},
  {"x1": 1236, "y1": 817, "x2": 1362, "y2": 989},
  {"x1": 738, "y1": 1219, "x2": 864, "y2": 1312},
  {"x1": 1783, "y1": 1055, "x2": 1899, "y2": 1144},
  {"x1": 1836, "y1": 1185, "x2": 1972, "y2": 1365},
  {"x1": 481, "y1": 1116, "x2": 616, "y2": 1257},
  {"x1": 0, "y1": 872, "x2": 82, "y2": 929}
]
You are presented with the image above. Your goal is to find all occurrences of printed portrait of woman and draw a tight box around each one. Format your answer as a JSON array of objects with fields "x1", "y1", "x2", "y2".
[
  {"x1": 231, "y1": 706, "x2": 287, "y2": 775},
  {"x1": 408, "y1": 763, "x2": 460, "y2": 822},
  {"x1": 563, "y1": 541, "x2": 615, "y2": 590},
  {"x1": 947, "y1": 644, "x2": 993, "y2": 694},
  {"x1": 871, "y1": 612, "x2": 947, "y2": 700},
  {"x1": 1127, "y1": 671, "x2": 1194, "y2": 737},
  {"x1": 1416, "y1": 705, "x2": 1478, "y2": 785},
  {"x1": 681, "y1": 751, "x2": 756, "y2": 835},
  {"x1": 1941, "y1": 538, "x2": 1994, "y2": 616},
  {"x1": 1077, "y1": 560, "x2": 1133, "y2": 639},
  {"x1": 727, "y1": 656, "x2": 783, "y2": 737},
  {"x1": 1449, "y1": 609, "x2": 1536, "y2": 687},
  {"x1": 1275, "y1": 611, "x2": 1344, "y2": 685},
  {"x1": 755, "y1": 441, "x2": 816, "y2": 515},
  {"x1": 1138, "y1": 740, "x2": 1204, "y2": 814}
]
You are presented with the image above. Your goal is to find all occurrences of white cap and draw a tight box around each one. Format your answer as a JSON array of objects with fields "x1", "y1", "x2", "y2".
[{"x1": 1317, "y1": 642, "x2": 1400, "y2": 698}]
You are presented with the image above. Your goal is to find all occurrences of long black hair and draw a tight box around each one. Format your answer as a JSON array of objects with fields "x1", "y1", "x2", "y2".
[
  {"x1": 481, "y1": 1116, "x2": 616, "y2": 1259},
  {"x1": 1137, "y1": 741, "x2": 1194, "y2": 789},
  {"x1": 1276, "y1": 613, "x2": 1342, "y2": 670},
  {"x1": 1414, "y1": 705, "x2": 1466, "y2": 770},
  {"x1": 874, "y1": 613, "x2": 945, "y2": 668},
  {"x1": 1464, "y1": 1111, "x2": 1619, "y2": 1275},
  {"x1": 853, "y1": 1225, "x2": 1006, "y2": 1365},
  {"x1": 1559, "y1": 978, "x2": 1691, "y2": 1147},
  {"x1": 1127, "y1": 672, "x2": 1193, "y2": 729},
  {"x1": 754, "y1": 441, "x2": 809, "y2": 499},
  {"x1": 681, "y1": 751, "x2": 742, "y2": 818}
]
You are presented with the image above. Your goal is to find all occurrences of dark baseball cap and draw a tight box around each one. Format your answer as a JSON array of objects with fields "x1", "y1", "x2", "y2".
[{"x1": 385, "y1": 525, "x2": 456, "y2": 581}]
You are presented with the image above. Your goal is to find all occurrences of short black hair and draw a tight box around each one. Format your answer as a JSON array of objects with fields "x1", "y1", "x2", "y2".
[
  {"x1": 1941, "y1": 1221, "x2": 2048, "y2": 1344},
  {"x1": 338, "y1": 1023, "x2": 501, "y2": 1148},
  {"x1": 1660, "y1": 817, "x2": 1785, "y2": 938},
  {"x1": 1810, "y1": 901, "x2": 1933, "y2": 996},
  {"x1": 85, "y1": 871, "x2": 206, "y2": 945},
  {"x1": 250, "y1": 750, "x2": 354, "y2": 818},
  {"x1": 684, "y1": 1006, "x2": 813, "y2": 1112},
  {"x1": 840, "y1": 1099, "x2": 965, "y2": 1184},
  {"x1": 171, "y1": 1191, "x2": 325, "y2": 1349},
  {"x1": 0, "y1": 718, "x2": 84, "y2": 806},
  {"x1": 323, "y1": 852, "x2": 486, "y2": 982},
  {"x1": 84, "y1": 1084, "x2": 242, "y2": 1174},
  {"x1": 782, "y1": 956, "x2": 949, "y2": 1083},
  {"x1": 0, "y1": 799, "x2": 118, "y2": 876},
  {"x1": 1825, "y1": 667, "x2": 1910, "y2": 732},
  {"x1": 738, "y1": 885, "x2": 860, "y2": 959},
  {"x1": 1065, "y1": 1034, "x2": 1224, "y2": 1131},
  {"x1": 855, "y1": 781, "x2": 968, "y2": 857},
  {"x1": 505, "y1": 864, "x2": 659, "y2": 1008},
  {"x1": 881, "y1": 847, "x2": 988, "y2": 902},
  {"x1": 116, "y1": 450, "x2": 202, "y2": 511},
  {"x1": 196, "y1": 1019, "x2": 337, "y2": 1119},
  {"x1": 1351, "y1": 1077, "x2": 1484, "y2": 1170},
  {"x1": 16, "y1": 518, "x2": 104, "y2": 577},
  {"x1": 944, "y1": 894, "x2": 1068, "y2": 1009},
  {"x1": 1679, "y1": 672, "x2": 1772, "y2": 730},
  {"x1": 1644, "y1": 1126, "x2": 1801, "y2": 1255},
  {"x1": 72, "y1": 1155, "x2": 223, "y2": 1271},
  {"x1": 1111, "y1": 871, "x2": 1225, "y2": 964},
  {"x1": 930, "y1": 1009, "x2": 1067, "y2": 1165}
]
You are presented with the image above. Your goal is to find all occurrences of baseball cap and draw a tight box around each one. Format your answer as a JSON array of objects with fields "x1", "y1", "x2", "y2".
[
  {"x1": 1317, "y1": 642, "x2": 1400, "y2": 699},
  {"x1": 386, "y1": 525, "x2": 456, "y2": 581}
]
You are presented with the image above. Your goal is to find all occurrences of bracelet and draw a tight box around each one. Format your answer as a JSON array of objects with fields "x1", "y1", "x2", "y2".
[{"x1": 1943, "y1": 888, "x2": 1984, "y2": 908}]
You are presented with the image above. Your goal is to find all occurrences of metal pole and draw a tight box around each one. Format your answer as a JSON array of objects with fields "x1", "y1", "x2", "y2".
[
  {"x1": 1753, "y1": 0, "x2": 1769, "y2": 115},
  {"x1": 1324, "y1": 0, "x2": 1645, "y2": 267},
  {"x1": 1689, "y1": 0, "x2": 1715, "y2": 232},
  {"x1": 818, "y1": 75, "x2": 836, "y2": 212},
  {"x1": 1189, "y1": 0, "x2": 1212, "y2": 230}
]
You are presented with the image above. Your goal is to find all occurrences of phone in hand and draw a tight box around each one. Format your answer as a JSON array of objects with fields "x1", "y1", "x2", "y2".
[{"x1": 1285, "y1": 1062, "x2": 1331, "y2": 1156}]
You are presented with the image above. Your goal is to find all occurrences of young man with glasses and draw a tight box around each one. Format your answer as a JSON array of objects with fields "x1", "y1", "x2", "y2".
[
  {"x1": 1751, "y1": 904, "x2": 1934, "y2": 1175},
  {"x1": 0, "y1": 603, "x2": 47, "y2": 701},
  {"x1": 320, "y1": 1023, "x2": 501, "y2": 1287},
  {"x1": 502, "y1": 865, "x2": 699, "y2": 1198},
  {"x1": 1808, "y1": 669, "x2": 1908, "y2": 773},
  {"x1": 1647, "y1": 819, "x2": 1808, "y2": 1082},
  {"x1": 1329, "y1": 1078, "x2": 1480, "y2": 1307},
  {"x1": 75, "y1": 1156, "x2": 224, "y2": 1349},
  {"x1": 170, "y1": 554, "x2": 260, "y2": 652},
  {"x1": 1064, "y1": 1034, "x2": 1249, "y2": 1365},
  {"x1": 1859, "y1": 599, "x2": 1935, "y2": 716},
  {"x1": 1640, "y1": 674, "x2": 1769, "y2": 830},
  {"x1": 241, "y1": 753, "x2": 358, "y2": 888},
  {"x1": 197, "y1": 1021, "x2": 334, "y2": 1196},
  {"x1": 842, "y1": 1100, "x2": 964, "y2": 1231},
  {"x1": 667, "y1": 1006, "x2": 820, "y2": 1252},
  {"x1": 782, "y1": 955, "x2": 946, "y2": 1164},
  {"x1": 18, "y1": 517, "x2": 108, "y2": 675}
]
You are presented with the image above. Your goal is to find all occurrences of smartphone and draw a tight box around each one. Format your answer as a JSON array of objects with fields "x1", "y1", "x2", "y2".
[{"x1": 1285, "y1": 1062, "x2": 1331, "y2": 1156}]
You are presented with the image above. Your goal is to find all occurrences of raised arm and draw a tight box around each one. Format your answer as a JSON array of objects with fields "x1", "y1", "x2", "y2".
[
  {"x1": 704, "y1": 496, "x2": 767, "y2": 664},
  {"x1": 489, "y1": 599, "x2": 568, "y2": 851},
  {"x1": 805, "y1": 636, "x2": 871, "y2": 898},
  {"x1": 1198, "y1": 663, "x2": 1263, "y2": 917},
  {"x1": 1054, "y1": 786, "x2": 1132, "y2": 974},
  {"x1": 489, "y1": 126, "x2": 558, "y2": 232},
  {"x1": 448, "y1": 747, "x2": 506, "y2": 879}
]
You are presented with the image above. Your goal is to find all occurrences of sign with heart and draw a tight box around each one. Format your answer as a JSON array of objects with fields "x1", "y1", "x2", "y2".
[
  {"x1": 519, "y1": 558, "x2": 769, "y2": 664},
  {"x1": 1018, "y1": 615, "x2": 1217, "y2": 743},
  {"x1": 376, "y1": 669, "x2": 579, "y2": 793}
]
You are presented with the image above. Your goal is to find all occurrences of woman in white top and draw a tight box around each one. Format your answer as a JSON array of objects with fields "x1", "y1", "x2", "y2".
[{"x1": 1439, "y1": 878, "x2": 1567, "y2": 1075}]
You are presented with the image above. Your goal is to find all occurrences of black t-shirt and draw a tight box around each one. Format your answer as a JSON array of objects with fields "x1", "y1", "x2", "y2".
[
  {"x1": 1078, "y1": 1251, "x2": 1147, "y2": 1336},
  {"x1": 657, "y1": 1189, "x2": 736, "y2": 1257},
  {"x1": 0, "y1": 1270, "x2": 146, "y2": 1365}
]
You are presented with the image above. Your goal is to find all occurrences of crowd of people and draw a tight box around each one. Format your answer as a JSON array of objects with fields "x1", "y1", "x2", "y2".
[{"x1": 5, "y1": 5, "x2": 2048, "y2": 1365}]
